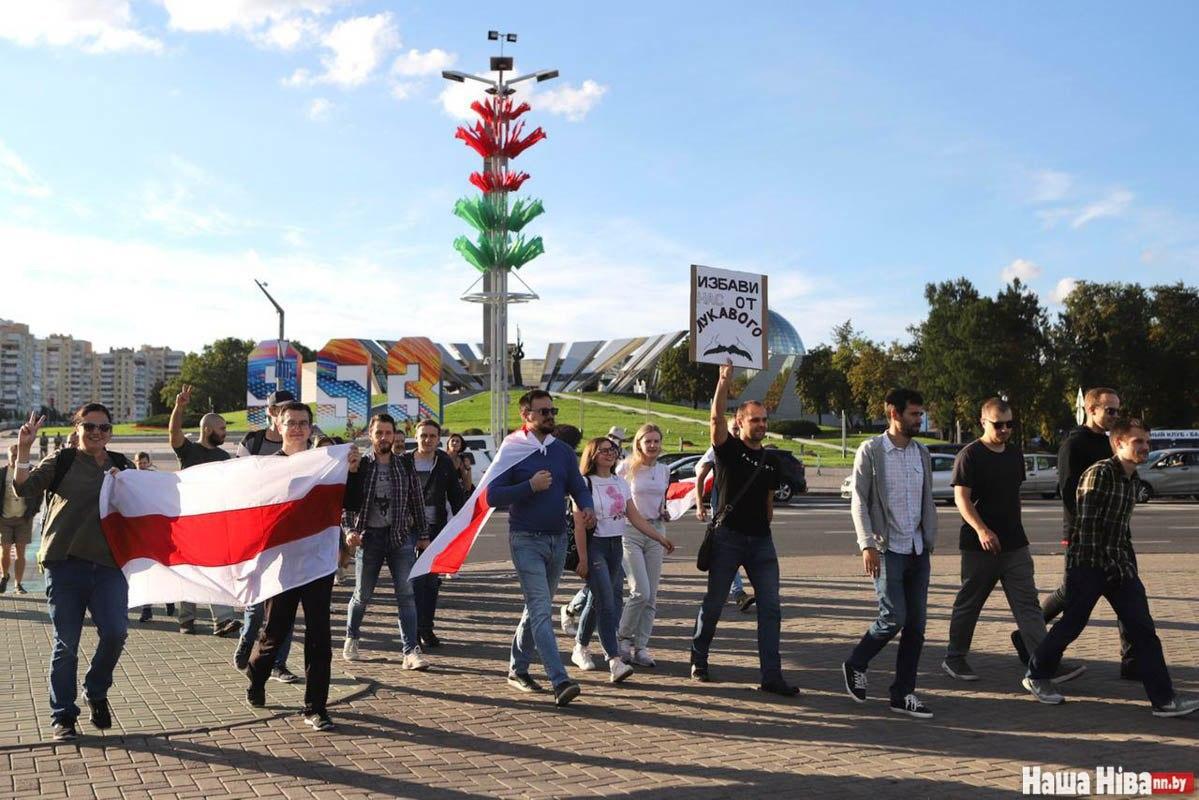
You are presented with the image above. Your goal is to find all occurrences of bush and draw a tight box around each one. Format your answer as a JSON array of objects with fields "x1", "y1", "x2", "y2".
[
  {"x1": 136, "y1": 412, "x2": 202, "y2": 428},
  {"x1": 769, "y1": 419, "x2": 822, "y2": 437}
]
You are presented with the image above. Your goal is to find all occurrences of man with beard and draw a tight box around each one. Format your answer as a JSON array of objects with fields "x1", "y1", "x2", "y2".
[
  {"x1": 842, "y1": 388, "x2": 938, "y2": 719},
  {"x1": 690, "y1": 362, "x2": 798, "y2": 698},
  {"x1": 169, "y1": 384, "x2": 241, "y2": 638}
]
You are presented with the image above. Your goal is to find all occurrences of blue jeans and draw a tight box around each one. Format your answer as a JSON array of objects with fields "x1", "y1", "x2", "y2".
[
  {"x1": 509, "y1": 530, "x2": 569, "y2": 686},
  {"x1": 44, "y1": 558, "x2": 129, "y2": 725},
  {"x1": 576, "y1": 536, "x2": 625, "y2": 659},
  {"x1": 345, "y1": 528, "x2": 418, "y2": 653},
  {"x1": 690, "y1": 527, "x2": 784, "y2": 682},
  {"x1": 1030, "y1": 566, "x2": 1173, "y2": 707},
  {"x1": 847, "y1": 549, "x2": 931, "y2": 702},
  {"x1": 236, "y1": 602, "x2": 292, "y2": 668}
]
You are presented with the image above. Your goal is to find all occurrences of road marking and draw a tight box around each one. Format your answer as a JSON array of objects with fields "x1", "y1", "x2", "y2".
[{"x1": 1168, "y1": 526, "x2": 1199, "y2": 530}]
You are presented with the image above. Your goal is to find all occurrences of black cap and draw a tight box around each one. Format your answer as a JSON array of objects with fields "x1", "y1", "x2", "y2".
[{"x1": 267, "y1": 390, "x2": 296, "y2": 406}]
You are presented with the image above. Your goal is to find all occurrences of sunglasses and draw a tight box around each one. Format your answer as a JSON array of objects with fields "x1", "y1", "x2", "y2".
[
  {"x1": 531, "y1": 407, "x2": 559, "y2": 417},
  {"x1": 80, "y1": 422, "x2": 113, "y2": 433},
  {"x1": 985, "y1": 420, "x2": 1016, "y2": 429}
]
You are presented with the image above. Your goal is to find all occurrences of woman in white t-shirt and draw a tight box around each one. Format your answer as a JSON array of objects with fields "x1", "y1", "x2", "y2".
[
  {"x1": 615, "y1": 424, "x2": 677, "y2": 667},
  {"x1": 572, "y1": 437, "x2": 674, "y2": 684}
]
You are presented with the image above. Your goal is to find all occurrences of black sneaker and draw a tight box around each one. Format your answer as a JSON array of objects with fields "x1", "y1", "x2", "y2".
[
  {"x1": 690, "y1": 664, "x2": 711, "y2": 683},
  {"x1": 138, "y1": 607, "x2": 152, "y2": 623},
  {"x1": 890, "y1": 693, "x2": 934, "y2": 719},
  {"x1": 303, "y1": 712, "x2": 335, "y2": 731},
  {"x1": 419, "y1": 630, "x2": 441, "y2": 649},
  {"x1": 246, "y1": 684, "x2": 266, "y2": 708},
  {"x1": 759, "y1": 679, "x2": 800, "y2": 697},
  {"x1": 85, "y1": 696, "x2": 113, "y2": 730},
  {"x1": 0, "y1": 575, "x2": 8, "y2": 594},
  {"x1": 166, "y1": 603, "x2": 176, "y2": 616},
  {"x1": 178, "y1": 619, "x2": 195, "y2": 635},
  {"x1": 51, "y1": 721, "x2": 78, "y2": 742},
  {"x1": 15, "y1": 583, "x2": 27, "y2": 594},
  {"x1": 553, "y1": 680, "x2": 581, "y2": 707},
  {"x1": 737, "y1": 593, "x2": 757, "y2": 613},
  {"x1": 507, "y1": 672, "x2": 544, "y2": 693},
  {"x1": 214, "y1": 619, "x2": 242, "y2": 638},
  {"x1": 1010, "y1": 630, "x2": 1030, "y2": 666},
  {"x1": 233, "y1": 651, "x2": 250, "y2": 671},
  {"x1": 941, "y1": 657, "x2": 979, "y2": 682},
  {"x1": 842, "y1": 662, "x2": 867, "y2": 703},
  {"x1": 270, "y1": 666, "x2": 300, "y2": 684}
]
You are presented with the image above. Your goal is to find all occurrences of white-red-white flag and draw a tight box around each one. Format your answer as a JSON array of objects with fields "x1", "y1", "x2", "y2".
[
  {"x1": 100, "y1": 445, "x2": 350, "y2": 608},
  {"x1": 665, "y1": 473, "x2": 714, "y2": 521},
  {"x1": 410, "y1": 428, "x2": 555, "y2": 580}
]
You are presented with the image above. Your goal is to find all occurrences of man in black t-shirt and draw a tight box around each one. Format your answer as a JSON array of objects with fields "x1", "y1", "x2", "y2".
[
  {"x1": 942, "y1": 398, "x2": 1085, "y2": 684},
  {"x1": 690, "y1": 360, "x2": 798, "y2": 698},
  {"x1": 168, "y1": 385, "x2": 240, "y2": 637}
]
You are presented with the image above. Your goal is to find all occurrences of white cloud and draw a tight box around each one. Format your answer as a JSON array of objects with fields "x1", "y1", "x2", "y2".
[
  {"x1": 1029, "y1": 169, "x2": 1072, "y2": 204},
  {"x1": 1049, "y1": 277, "x2": 1078, "y2": 304},
  {"x1": 437, "y1": 70, "x2": 607, "y2": 122},
  {"x1": 534, "y1": 79, "x2": 608, "y2": 122},
  {"x1": 0, "y1": 140, "x2": 52, "y2": 199},
  {"x1": 392, "y1": 48, "x2": 455, "y2": 77},
  {"x1": 0, "y1": 1, "x2": 162, "y2": 54},
  {"x1": 307, "y1": 97, "x2": 333, "y2": 121},
  {"x1": 391, "y1": 82, "x2": 418, "y2": 101},
  {"x1": 1070, "y1": 188, "x2": 1133, "y2": 228},
  {"x1": 287, "y1": 13, "x2": 400, "y2": 88},
  {"x1": 141, "y1": 156, "x2": 239, "y2": 236},
  {"x1": 159, "y1": 0, "x2": 329, "y2": 49},
  {"x1": 1000, "y1": 258, "x2": 1042, "y2": 283}
]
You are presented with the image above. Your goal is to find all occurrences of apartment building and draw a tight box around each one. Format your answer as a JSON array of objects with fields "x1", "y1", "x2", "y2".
[
  {"x1": 40, "y1": 334, "x2": 95, "y2": 416},
  {"x1": 0, "y1": 320, "x2": 40, "y2": 417}
]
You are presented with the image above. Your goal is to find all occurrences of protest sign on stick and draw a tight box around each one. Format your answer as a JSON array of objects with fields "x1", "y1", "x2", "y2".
[{"x1": 689, "y1": 264, "x2": 769, "y2": 370}]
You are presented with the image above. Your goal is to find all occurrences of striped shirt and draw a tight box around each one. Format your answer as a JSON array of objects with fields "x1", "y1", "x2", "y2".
[
  {"x1": 1067, "y1": 457, "x2": 1137, "y2": 581},
  {"x1": 882, "y1": 435, "x2": 925, "y2": 555}
]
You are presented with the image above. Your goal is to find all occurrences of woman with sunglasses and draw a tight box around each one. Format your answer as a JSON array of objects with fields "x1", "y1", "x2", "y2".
[
  {"x1": 615, "y1": 424, "x2": 676, "y2": 667},
  {"x1": 572, "y1": 437, "x2": 674, "y2": 684}
]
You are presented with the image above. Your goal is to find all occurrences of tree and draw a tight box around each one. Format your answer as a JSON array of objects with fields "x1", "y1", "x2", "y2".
[
  {"x1": 794, "y1": 345, "x2": 843, "y2": 425},
  {"x1": 160, "y1": 337, "x2": 256, "y2": 414},
  {"x1": 847, "y1": 341, "x2": 905, "y2": 423},
  {"x1": 655, "y1": 338, "x2": 719, "y2": 409},
  {"x1": 1146, "y1": 283, "x2": 1199, "y2": 426},
  {"x1": 147, "y1": 379, "x2": 171, "y2": 416},
  {"x1": 290, "y1": 340, "x2": 317, "y2": 363}
]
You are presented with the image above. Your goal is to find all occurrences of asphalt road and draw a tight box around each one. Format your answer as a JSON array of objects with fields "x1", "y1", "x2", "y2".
[{"x1": 466, "y1": 496, "x2": 1199, "y2": 562}]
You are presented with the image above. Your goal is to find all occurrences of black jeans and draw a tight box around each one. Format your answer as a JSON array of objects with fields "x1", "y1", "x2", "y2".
[
  {"x1": 414, "y1": 573, "x2": 441, "y2": 635},
  {"x1": 1030, "y1": 566, "x2": 1173, "y2": 707},
  {"x1": 248, "y1": 573, "x2": 335, "y2": 715},
  {"x1": 1043, "y1": 558, "x2": 1137, "y2": 673},
  {"x1": 690, "y1": 526, "x2": 783, "y2": 683}
]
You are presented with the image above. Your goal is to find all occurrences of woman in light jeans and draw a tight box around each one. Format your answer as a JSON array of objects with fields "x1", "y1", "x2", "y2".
[
  {"x1": 615, "y1": 424, "x2": 675, "y2": 666},
  {"x1": 572, "y1": 437, "x2": 674, "y2": 683}
]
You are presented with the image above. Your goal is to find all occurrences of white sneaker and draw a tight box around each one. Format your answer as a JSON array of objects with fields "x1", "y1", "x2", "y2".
[
  {"x1": 342, "y1": 638, "x2": 359, "y2": 662},
  {"x1": 571, "y1": 644, "x2": 598, "y2": 671},
  {"x1": 403, "y1": 647, "x2": 430, "y2": 671},
  {"x1": 631, "y1": 647, "x2": 656, "y2": 668},
  {"x1": 560, "y1": 605, "x2": 578, "y2": 636},
  {"x1": 609, "y1": 657, "x2": 634, "y2": 684},
  {"x1": 617, "y1": 640, "x2": 633, "y2": 663}
]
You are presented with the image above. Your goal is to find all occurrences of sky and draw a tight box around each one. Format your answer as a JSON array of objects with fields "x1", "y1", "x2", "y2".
[{"x1": 2, "y1": 1, "x2": 1197, "y2": 358}]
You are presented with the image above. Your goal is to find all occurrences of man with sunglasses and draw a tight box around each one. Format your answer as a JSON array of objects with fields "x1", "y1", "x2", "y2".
[
  {"x1": 12, "y1": 404, "x2": 132, "y2": 741},
  {"x1": 487, "y1": 390, "x2": 595, "y2": 707},
  {"x1": 1021, "y1": 387, "x2": 1137, "y2": 679},
  {"x1": 942, "y1": 398, "x2": 1085, "y2": 684}
]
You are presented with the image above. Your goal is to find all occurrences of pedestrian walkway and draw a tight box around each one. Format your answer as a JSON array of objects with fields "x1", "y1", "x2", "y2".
[{"x1": 0, "y1": 553, "x2": 1195, "y2": 798}]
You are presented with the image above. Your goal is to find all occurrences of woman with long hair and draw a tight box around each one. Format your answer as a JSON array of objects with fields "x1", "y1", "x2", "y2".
[
  {"x1": 572, "y1": 437, "x2": 674, "y2": 683},
  {"x1": 615, "y1": 424, "x2": 676, "y2": 666},
  {"x1": 445, "y1": 432, "x2": 474, "y2": 494}
]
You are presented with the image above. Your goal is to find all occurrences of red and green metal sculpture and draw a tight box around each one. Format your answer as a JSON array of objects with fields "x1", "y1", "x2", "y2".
[{"x1": 452, "y1": 97, "x2": 546, "y2": 273}]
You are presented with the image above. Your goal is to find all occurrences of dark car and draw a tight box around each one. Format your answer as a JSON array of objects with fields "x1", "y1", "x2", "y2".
[{"x1": 670, "y1": 448, "x2": 806, "y2": 504}]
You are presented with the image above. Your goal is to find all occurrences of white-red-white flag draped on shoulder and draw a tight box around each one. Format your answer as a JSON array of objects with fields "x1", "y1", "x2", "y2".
[
  {"x1": 410, "y1": 427, "x2": 555, "y2": 580},
  {"x1": 100, "y1": 444, "x2": 350, "y2": 608}
]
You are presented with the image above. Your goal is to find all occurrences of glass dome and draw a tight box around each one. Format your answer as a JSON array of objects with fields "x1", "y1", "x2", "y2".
[{"x1": 767, "y1": 310, "x2": 805, "y2": 357}]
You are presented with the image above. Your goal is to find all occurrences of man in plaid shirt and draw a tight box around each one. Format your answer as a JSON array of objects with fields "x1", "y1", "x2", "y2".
[
  {"x1": 1023, "y1": 418, "x2": 1198, "y2": 717},
  {"x1": 342, "y1": 413, "x2": 431, "y2": 670}
]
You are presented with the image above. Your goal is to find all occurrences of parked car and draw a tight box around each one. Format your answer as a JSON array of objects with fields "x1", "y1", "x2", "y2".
[
  {"x1": 841, "y1": 452, "x2": 956, "y2": 503},
  {"x1": 668, "y1": 449, "x2": 806, "y2": 504},
  {"x1": 1134, "y1": 448, "x2": 1199, "y2": 502},
  {"x1": 1022, "y1": 453, "x2": 1060, "y2": 499}
]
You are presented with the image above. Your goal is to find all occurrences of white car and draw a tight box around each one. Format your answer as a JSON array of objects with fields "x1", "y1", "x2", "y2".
[
  {"x1": 841, "y1": 453, "x2": 956, "y2": 503},
  {"x1": 1022, "y1": 453, "x2": 1060, "y2": 499}
]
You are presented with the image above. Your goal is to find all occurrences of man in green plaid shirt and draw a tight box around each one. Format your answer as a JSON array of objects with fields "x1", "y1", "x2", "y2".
[{"x1": 1021, "y1": 418, "x2": 1198, "y2": 717}]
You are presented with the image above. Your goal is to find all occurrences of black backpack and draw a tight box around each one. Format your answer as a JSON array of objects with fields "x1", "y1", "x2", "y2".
[
  {"x1": 240, "y1": 428, "x2": 270, "y2": 455},
  {"x1": 46, "y1": 447, "x2": 132, "y2": 498}
]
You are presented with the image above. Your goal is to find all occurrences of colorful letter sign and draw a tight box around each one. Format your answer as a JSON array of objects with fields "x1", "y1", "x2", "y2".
[
  {"x1": 385, "y1": 337, "x2": 442, "y2": 423},
  {"x1": 246, "y1": 340, "x2": 302, "y2": 429},
  {"x1": 315, "y1": 339, "x2": 372, "y2": 437}
]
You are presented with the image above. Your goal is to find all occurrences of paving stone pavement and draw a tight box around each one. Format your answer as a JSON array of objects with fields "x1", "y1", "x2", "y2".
[{"x1": 0, "y1": 552, "x2": 1195, "y2": 799}]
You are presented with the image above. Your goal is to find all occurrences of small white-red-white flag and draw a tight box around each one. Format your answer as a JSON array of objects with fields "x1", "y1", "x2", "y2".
[
  {"x1": 665, "y1": 473, "x2": 714, "y2": 521},
  {"x1": 100, "y1": 445, "x2": 350, "y2": 608}
]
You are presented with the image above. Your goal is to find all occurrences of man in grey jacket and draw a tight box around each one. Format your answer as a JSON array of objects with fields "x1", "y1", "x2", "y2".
[{"x1": 842, "y1": 388, "x2": 938, "y2": 719}]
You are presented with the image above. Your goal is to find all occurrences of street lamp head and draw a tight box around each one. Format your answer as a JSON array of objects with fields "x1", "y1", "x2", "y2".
[
  {"x1": 441, "y1": 70, "x2": 466, "y2": 82},
  {"x1": 505, "y1": 33, "x2": 517, "y2": 43},
  {"x1": 535, "y1": 69, "x2": 559, "y2": 82},
  {"x1": 488, "y1": 30, "x2": 499, "y2": 41}
]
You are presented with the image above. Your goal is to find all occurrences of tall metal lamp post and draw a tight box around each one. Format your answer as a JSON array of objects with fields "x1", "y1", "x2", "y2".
[
  {"x1": 253, "y1": 279, "x2": 288, "y2": 395},
  {"x1": 443, "y1": 30, "x2": 558, "y2": 450}
]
